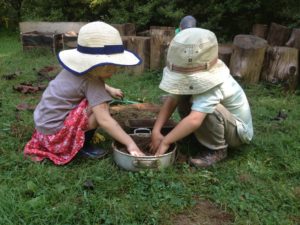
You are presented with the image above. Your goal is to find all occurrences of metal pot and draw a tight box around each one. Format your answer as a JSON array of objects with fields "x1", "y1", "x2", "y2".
[{"x1": 112, "y1": 129, "x2": 176, "y2": 171}]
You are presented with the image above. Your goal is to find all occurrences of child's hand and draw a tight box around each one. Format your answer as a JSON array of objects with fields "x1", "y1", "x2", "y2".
[
  {"x1": 150, "y1": 131, "x2": 164, "y2": 153},
  {"x1": 154, "y1": 141, "x2": 170, "y2": 156},
  {"x1": 109, "y1": 87, "x2": 124, "y2": 99},
  {"x1": 105, "y1": 84, "x2": 124, "y2": 99},
  {"x1": 127, "y1": 143, "x2": 145, "y2": 157}
]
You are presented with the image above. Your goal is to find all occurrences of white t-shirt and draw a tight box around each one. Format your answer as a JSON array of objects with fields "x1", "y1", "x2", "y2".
[{"x1": 190, "y1": 74, "x2": 253, "y2": 143}]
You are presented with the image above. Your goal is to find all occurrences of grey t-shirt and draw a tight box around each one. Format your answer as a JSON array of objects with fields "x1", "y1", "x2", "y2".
[{"x1": 34, "y1": 69, "x2": 112, "y2": 134}]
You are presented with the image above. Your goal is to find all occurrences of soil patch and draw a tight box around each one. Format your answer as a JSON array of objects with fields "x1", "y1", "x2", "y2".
[
  {"x1": 170, "y1": 199, "x2": 234, "y2": 225},
  {"x1": 110, "y1": 103, "x2": 160, "y2": 130}
]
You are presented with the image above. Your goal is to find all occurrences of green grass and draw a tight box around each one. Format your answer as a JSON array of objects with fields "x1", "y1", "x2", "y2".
[{"x1": 0, "y1": 31, "x2": 299, "y2": 225}]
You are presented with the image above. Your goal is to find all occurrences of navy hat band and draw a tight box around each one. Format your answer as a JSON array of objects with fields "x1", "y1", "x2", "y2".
[{"x1": 77, "y1": 44, "x2": 124, "y2": 55}]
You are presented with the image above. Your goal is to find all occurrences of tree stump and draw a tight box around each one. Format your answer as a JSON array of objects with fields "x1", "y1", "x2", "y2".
[
  {"x1": 267, "y1": 23, "x2": 291, "y2": 46},
  {"x1": 251, "y1": 24, "x2": 268, "y2": 39},
  {"x1": 218, "y1": 44, "x2": 233, "y2": 67},
  {"x1": 62, "y1": 31, "x2": 78, "y2": 49},
  {"x1": 261, "y1": 46, "x2": 299, "y2": 92},
  {"x1": 285, "y1": 28, "x2": 300, "y2": 49},
  {"x1": 124, "y1": 23, "x2": 136, "y2": 36},
  {"x1": 229, "y1": 35, "x2": 268, "y2": 83},
  {"x1": 137, "y1": 30, "x2": 150, "y2": 37},
  {"x1": 122, "y1": 36, "x2": 150, "y2": 75},
  {"x1": 150, "y1": 26, "x2": 175, "y2": 70},
  {"x1": 112, "y1": 23, "x2": 136, "y2": 36}
]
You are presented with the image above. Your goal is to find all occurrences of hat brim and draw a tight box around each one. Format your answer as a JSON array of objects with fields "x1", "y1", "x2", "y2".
[
  {"x1": 159, "y1": 59, "x2": 229, "y2": 95},
  {"x1": 58, "y1": 49, "x2": 142, "y2": 76}
]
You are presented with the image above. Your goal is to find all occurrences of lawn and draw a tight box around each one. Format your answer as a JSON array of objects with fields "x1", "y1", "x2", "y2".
[{"x1": 0, "y1": 30, "x2": 299, "y2": 225}]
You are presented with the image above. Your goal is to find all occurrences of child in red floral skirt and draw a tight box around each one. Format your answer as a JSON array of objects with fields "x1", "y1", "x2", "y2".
[{"x1": 24, "y1": 21, "x2": 145, "y2": 165}]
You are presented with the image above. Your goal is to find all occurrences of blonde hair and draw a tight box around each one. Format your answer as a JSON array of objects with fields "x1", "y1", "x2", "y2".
[{"x1": 86, "y1": 65, "x2": 118, "y2": 80}]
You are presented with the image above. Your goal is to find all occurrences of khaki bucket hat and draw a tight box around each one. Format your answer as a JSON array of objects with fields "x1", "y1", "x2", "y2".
[
  {"x1": 58, "y1": 21, "x2": 142, "y2": 75},
  {"x1": 159, "y1": 28, "x2": 229, "y2": 95}
]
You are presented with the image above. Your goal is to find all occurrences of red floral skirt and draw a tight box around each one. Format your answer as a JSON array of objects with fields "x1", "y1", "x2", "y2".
[{"x1": 24, "y1": 99, "x2": 89, "y2": 165}]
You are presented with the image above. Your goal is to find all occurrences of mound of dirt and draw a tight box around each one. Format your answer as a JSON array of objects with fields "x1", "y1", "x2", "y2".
[{"x1": 110, "y1": 103, "x2": 160, "y2": 130}]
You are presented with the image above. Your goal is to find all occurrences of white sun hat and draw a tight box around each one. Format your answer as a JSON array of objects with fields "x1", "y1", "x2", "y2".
[
  {"x1": 58, "y1": 21, "x2": 142, "y2": 75},
  {"x1": 159, "y1": 28, "x2": 230, "y2": 95}
]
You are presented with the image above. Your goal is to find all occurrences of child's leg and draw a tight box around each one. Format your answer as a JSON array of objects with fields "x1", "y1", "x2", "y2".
[
  {"x1": 87, "y1": 112, "x2": 98, "y2": 130},
  {"x1": 78, "y1": 109, "x2": 107, "y2": 159},
  {"x1": 189, "y1": 104, "x2": 242, "y2": 168},
  {"x1": 194, "y1": 104, "x2": 242, "y2": 149}
]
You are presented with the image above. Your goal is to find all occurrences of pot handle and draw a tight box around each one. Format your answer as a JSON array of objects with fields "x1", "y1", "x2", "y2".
[
  {"x1": 133, "y1": 128, "x2": 151, "y2": 134},
  {"x1": 133, "y1": 158, "x2": 160, "y2": 169}
]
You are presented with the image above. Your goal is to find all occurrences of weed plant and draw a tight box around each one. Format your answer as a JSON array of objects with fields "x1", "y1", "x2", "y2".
[{"x1": 0, "y1": 31, "x2": 299, "y2": 225}]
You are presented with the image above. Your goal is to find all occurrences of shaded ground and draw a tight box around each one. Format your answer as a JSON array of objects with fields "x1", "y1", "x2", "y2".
[{"x1": 171, "y1": 199, "x2": 234, "y2": 225}]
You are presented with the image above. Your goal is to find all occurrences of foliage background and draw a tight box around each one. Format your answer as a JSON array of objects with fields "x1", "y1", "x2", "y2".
[{"x1": 1, "y1": 0, "x2": 300, "y2": 40}]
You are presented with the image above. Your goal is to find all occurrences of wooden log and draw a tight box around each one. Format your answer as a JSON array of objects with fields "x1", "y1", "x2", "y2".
[
  {"x1": 121, "y1": 36, "x2": 129, "y2": 49},
  {"x1": 229, "y1": 34, "x2": 268, "y2": 83},
  {"x1": 21, "y1": 31, "x2": 55, "y2": 46},
  {"x1": 251, "y1": 24, "x2": 268, "y2": 39},
  {"x1": 124, "y1": 23, "x2": 136, "y2": 35},
  {"x1": 19, "y1": 22, "x2": 86, "y2": 53},
  {"x1": 285, "y1": 28, "x2": 300, "y2": 49},
  {"x1": 137, "y1": 30, "x2": 150, "y2": 37},
  {"x1": 150, "y1": 26, "x2": 175, "y2": 70},
  {"x1": 111, "y1": 23, "x2": 136, "y2": 36},
  {"x1": 21, "y1": 31, "x2": 62, "y2": 54},
  {"x1": 261, "y1": 46, "x2": 299, "y2": 92},
  {"x1": 111, "y1": 24, "x2": 126, "y2": 36},
  {"x1": 286, "y1": 28, "x2": 300, "y2": 86},
  {"x1": 267, "y1": 22, "x2": 291, "y2": 46},
  {"x1": 122, "y1": 36, "x2": 150, "y2": 75},
  {"x1": 62, "y1": 31, "x2": 78, "y2": 49},
  {"x1": 19, "y1": 21, "x2": 87, "y2": 34},
  {"x1": 218, "y1": 44, "x2": 233, "y2": 67}
]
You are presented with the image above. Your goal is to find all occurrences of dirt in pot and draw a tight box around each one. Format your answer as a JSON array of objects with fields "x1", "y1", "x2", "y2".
[{"x1": 114, "y1": 136, "x2": 174, "y2": 156}]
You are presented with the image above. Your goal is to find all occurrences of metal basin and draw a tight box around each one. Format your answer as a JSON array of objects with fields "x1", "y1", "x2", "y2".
[{"x1": 112, "y1": 129, "x2": 176, "y2": 171}]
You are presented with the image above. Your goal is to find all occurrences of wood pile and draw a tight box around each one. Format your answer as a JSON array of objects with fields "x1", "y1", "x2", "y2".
[
  {"x1": 19, "y1": 22, "x2": 175, "y2": 75},
  {"x1": 223, "y1": 22, "x2": 299, "y2": 92},
  {"x1": 21, "y1": 31, "x2": 62, "y2": 54},
  {"x1": 19, "y1": 21, "x2": 299, "y2": 92}
]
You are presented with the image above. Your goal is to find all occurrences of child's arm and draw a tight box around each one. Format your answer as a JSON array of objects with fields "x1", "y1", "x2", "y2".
[
  {"x1": 151, "y1": 96, "x2": 178, "y2": 151},
  {"x1": 155, "y1": 110, "x2": 207, "y2": 156},
  {"x1": 105, "y1": 84, "x2": 124, "y2": 99},
  {"x1": 92, "y1": 102, "x2": 144, "y2": 156}
]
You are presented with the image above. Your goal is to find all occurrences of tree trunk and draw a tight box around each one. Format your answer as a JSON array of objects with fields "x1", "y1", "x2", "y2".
[
  {"x1": 218, "y1": 44, "x2": 233, "y2": 67},
  {"x1": 111, "y1": 23, "x2": 136, "y2": 36},
  {"x1": 251, "y1": 24, "x2": 268, "y2": 39},
  {"x1": 285, "y1": 28, "x2": 300, "y2": 49},
  {"x1": 122, "y1": 36, "x2": 150, "y2": 75},
  {"x1": 229, "y1": 34, "x2": 268, "y2": 83},
  {"x1": 124, "y1": 23, "x2": 136, "y2": 36},
  {"x1": 285, "y1": 28, "x2": 300, "y2": 89},
  {"x1": 150, "y1": 26, "x2": 175, "y2": 70},
  {"x1": 267, "y1": 23, "x2": 291, "y2": 46},
  {"x1": 261, "y1": 46, "x2": 299, "y2": 92}
]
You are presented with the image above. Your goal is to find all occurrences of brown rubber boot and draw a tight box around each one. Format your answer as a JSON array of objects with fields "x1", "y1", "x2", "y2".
[{"x1": 188, "y1": 148, "x2": 228, "y2": 168}]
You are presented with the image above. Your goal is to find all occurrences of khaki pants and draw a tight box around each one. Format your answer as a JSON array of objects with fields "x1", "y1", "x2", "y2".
[{"x1": 177, "y1": 96, "x2": 243, "y2": 150}]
